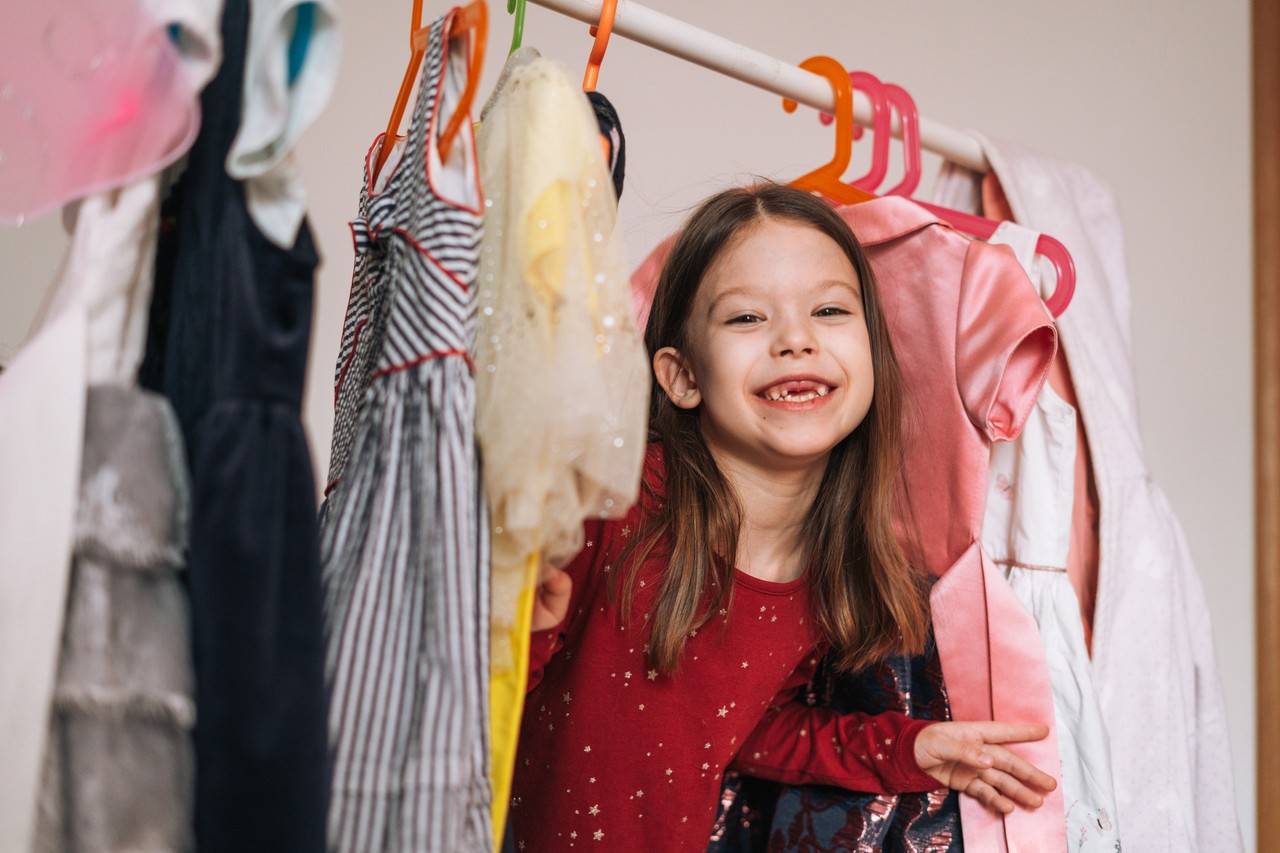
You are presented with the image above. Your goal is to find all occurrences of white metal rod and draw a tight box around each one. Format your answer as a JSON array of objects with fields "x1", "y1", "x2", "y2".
[{"x1": 527, "y1": 0, "x2": 991, "y2": 173}]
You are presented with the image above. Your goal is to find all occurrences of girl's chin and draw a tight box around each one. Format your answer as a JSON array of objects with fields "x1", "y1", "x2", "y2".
[{"x1": 757, "y1": 435, "x2": 843, "y2": 466}]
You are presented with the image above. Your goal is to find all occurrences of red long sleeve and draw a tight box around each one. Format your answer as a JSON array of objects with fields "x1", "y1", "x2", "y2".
[
  {"x1": 526, "y1": 518, "x2": 612, "y2": 693},
  {"x1": 732, "y1": 660, "x2": 940, "y2": 794}
]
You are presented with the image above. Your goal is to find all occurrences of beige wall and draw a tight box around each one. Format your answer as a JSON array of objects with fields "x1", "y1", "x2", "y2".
[{"x1": 0, "y1": 1, "x2": 1254, "y2": 847}]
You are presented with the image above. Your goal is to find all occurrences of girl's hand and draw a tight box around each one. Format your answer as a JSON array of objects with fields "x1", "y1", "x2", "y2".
[
  {"x1": 913, "y1": 721, "x2": 1057, "y2": 815},
  {"x1": 530, "y1": 563, "x2": 572, "y2": 632}
]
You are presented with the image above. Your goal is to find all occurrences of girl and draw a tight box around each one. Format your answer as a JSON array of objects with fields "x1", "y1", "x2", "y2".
[{"x1": 508, "y1": 184, "x2": 1055, "y2": 851}]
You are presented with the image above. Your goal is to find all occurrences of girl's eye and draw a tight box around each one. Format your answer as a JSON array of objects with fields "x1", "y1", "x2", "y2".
[
  {"x1": 814, "y1": 306, "x2": 851, "y2": 317},
  {"x1": 727, "y1": 313, "x2": 763, "y2": 325}
]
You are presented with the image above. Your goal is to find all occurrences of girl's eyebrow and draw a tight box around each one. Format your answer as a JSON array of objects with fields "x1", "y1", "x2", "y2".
[
  {"x1": 817, "y1": 278, "x2": 863, "y2": 299},
  {"x1": 707, "y1": 286, "x2": 754, "y2": 317}
]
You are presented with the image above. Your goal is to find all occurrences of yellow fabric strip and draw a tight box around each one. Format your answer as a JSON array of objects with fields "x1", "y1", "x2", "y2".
[{"x1": 489, "y1": 550, "x2": 539, "y2": 848}]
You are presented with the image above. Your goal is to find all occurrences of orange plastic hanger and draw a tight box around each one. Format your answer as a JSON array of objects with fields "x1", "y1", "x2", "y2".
[
  {"x1": 782, "y1": 56, "x2": 876, "y2": 205},
  {"x1": 582, "y1": 0, "x2": 617, "y2": 92},
  {"x1": 372, "y1": 1, "x2": 488, "y2": 182},
  {"x1": 581, "y1": 0, "x2": 617, "y2": 167},
  {"x1": 372, "y1": 0, "x2": 430, "y2": 183},
  {"x1": 438, "y1": 0, "x2": 488, "y2": 162}
]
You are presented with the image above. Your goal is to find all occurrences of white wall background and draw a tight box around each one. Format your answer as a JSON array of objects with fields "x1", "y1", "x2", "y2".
[{"x1": 0, "y1": 1, "x2": 1254, "y2": 847}]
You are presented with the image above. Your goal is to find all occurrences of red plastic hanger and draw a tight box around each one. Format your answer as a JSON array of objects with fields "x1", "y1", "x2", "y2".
[
  {"x1": 783, "y1": 56, "x2": 876, "y2": 205},
  {"x1": 437, "y1": 0, "x2": 488, "y2": 163},
  {"x1": 819, "y1": 71, "x2": 891, "y2": 191},
  {"x1": 860, "y1": 74, "x2": 1076, "y2": 317}
]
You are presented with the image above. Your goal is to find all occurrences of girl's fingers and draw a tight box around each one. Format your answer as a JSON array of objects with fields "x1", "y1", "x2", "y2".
[
  {"x1": 538, "y1": 558, "x2": 562, "y2": 584},
  {"x1": 928, "y1": 736, "x2": 993, "y2": 770},
  {"x1": 979, "y1": 768, "x2": 1044, "y2": 809},
  {"x1": 968, "y1": 721, "x2": 1050, "y2": 745},
  {"x1": 984, "y1": 745, "x2": 1058, "y2": 793},
  {"x1": 542, "y1": 567, "x2": 572, "y2": 596},
  {"x1": 964, "y1": 778, "x2": 1014, "y2": 815}
]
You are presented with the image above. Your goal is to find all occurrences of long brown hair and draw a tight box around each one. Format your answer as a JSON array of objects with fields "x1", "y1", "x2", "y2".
[{"x1": 619, "y1": 183, "x2": 927, "y2": 675}]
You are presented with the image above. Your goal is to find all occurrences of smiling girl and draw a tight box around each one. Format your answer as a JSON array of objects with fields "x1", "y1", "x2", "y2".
[{"x1": 507, "y1": 184, "x2": 1055, "y2": 851}]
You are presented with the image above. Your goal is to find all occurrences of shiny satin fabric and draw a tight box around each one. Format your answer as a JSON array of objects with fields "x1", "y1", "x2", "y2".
[{"x1": 845, "y1": 198, "x2": 1065, "y2": 853}]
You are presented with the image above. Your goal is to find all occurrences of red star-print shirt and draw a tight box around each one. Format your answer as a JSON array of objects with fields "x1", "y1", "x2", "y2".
[{"x1": 508, "y1": 445, "x2": 940, "y2": 851}]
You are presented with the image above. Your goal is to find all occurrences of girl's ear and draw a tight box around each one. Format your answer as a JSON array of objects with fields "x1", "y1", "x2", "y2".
[{"x1": 653, "y1": 347, "x2": 702, "y2": 409}]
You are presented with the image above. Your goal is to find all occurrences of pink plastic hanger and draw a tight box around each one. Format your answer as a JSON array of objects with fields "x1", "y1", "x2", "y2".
[
  {"x1": 880, "y1": 83, "x2": 921, "y2": 197},
  {"x1": 819, "y1": 71, "x2": 890, "y2": 191},
  {"x1": 860, "y1": 74, "x2": 1076, "y2": 317}
]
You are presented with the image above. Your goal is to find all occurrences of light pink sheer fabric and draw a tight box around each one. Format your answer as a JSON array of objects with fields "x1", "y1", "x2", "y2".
[
  {"x1": 631, "y1": 195, "x2": 1065, "y2": 852},
  {"x1": 0, "y1": 2, "x2": 213, "y2": 224}
]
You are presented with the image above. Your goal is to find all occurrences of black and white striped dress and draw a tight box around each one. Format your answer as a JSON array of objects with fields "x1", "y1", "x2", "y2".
[{"x1": 319, "y1": 11, "x2": 490, "y2": 852}]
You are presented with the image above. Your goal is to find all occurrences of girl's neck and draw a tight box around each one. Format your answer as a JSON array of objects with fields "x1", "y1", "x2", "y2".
[{"x1": 705, "y1": 441, "x2": 826, "y2": 584}]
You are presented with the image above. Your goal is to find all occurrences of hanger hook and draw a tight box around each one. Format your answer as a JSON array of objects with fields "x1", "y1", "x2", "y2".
[
  {"x1": 583, "y1": 0, "x2": 618, "y2": 92},
  {"x1": 507, "y1": 0, "x2": 526, "y2": 54},
  {"x1": 782, "y1": 56, "x2": 854, "y2": 182}
]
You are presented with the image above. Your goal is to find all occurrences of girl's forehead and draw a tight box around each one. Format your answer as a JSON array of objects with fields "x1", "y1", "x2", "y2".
[
  {"x1": 710, "y1": 221, "x2": 853, "y2": 276},
  {"x1": 700, "y1": 228, "x2": 859, "y2": 301}
]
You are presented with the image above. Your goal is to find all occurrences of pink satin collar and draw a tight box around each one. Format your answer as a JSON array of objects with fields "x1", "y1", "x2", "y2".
[{"x1": 839, "y1": 195, "x2": 949, "y2": 247}]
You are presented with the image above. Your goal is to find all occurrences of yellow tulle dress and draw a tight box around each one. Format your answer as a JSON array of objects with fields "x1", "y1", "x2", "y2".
[{"x1": 473, "y1": 49, "x2": 650, "y2": 845}]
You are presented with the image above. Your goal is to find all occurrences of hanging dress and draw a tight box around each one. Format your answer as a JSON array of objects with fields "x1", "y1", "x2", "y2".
[
  {"x1": 0, "y1": 3, "x2": 219, "y2": 847},
  {"x1": 934, "y1": 136, "x2": 1242, "y2": 851},
  {"x1": 226, "y1": 0, "x2": 341, "y2": 248},
  {"x1": 474, "y1": 51, "x2": 649, "y2": 841},
  {"x1": 139, "y1": 0, "x2": 330, "y2": 849},
  {"x1": 32, "y1": 386, "x2": 194, "y2": 853},
  {"x1": 980, "y1": 221, "x2": 1122, "y2": 852},
  {"x1": 320, "y1": 9, "x2": 490, "y2": 852},
  {"x1": 28, "y1": 177, "x2": 197, "y2": 853}
]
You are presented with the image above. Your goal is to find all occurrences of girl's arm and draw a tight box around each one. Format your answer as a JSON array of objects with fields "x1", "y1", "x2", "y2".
[
  {"x1": 731, "y1": 670, "x2": 938, "y2": 794},
  {"x1": 733, "y1": 658, "x2": 1057, "y2": 814},
  {"x1": 526, "y1": 518, "x2": 611, "y2": 692}
]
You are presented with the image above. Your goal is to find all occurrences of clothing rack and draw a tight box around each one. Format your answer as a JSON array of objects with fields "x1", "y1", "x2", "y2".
[{"x1": 527, "y1": 0, "x2": 991, "y2": 173}]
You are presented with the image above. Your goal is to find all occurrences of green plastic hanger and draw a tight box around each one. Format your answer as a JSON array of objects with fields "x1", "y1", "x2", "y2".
[{"x1": 507, "y1": 0, "x2": 526, "y2": 54}]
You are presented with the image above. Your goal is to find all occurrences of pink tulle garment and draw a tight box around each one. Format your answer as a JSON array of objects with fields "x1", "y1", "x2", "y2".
[{"x1": 1, "y1": 2, "x2": 202, "y2": 224}]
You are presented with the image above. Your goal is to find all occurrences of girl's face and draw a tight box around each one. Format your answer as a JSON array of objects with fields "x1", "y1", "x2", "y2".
[{"x1": 654, "y1": 217, "x2": 876, "y2": 468}]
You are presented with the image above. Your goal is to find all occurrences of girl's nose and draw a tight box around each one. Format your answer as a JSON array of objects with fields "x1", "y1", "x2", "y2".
[{"x1": 772, "y1": 318, "x2": 818, "y2": 358}]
